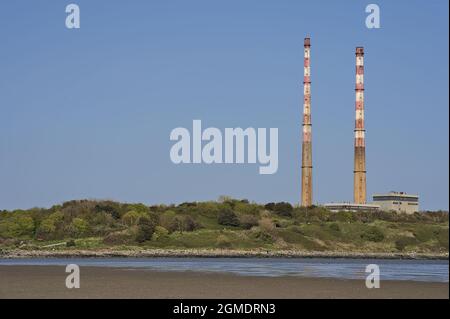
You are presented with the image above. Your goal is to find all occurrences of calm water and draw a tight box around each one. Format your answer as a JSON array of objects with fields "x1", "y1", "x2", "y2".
[{"x1": 0, "y1": 258, "x2": 448, "y2": 283}]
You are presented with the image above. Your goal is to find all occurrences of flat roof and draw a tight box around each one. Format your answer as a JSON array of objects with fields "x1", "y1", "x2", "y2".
[
  {"x1": 323, "y1": 203, "x2": 380, "y2": 208},
  {"x1": 373, "y1": 193, "x2": 418, "y2": 199}
]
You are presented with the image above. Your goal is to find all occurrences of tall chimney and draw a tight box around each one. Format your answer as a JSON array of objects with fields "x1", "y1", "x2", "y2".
[
  {"x1": 301, "y1": 37, "x2": 313, "y2": 207},
  {"x1": 354, "y1": 47, "x2": 366, "y2": 204}
]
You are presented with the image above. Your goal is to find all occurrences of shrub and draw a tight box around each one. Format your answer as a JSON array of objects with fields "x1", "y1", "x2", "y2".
[
  {"x1": 395, "y1": 236, "x2": 417, "y2": 251},
  {"x1": 180, "y1": 215, "x2": 199, "y2": 232},
  {"x1": 159, "y1": 210, "x2": 177, "y2": 232},
  {"x1": 66, "y1": 239, "x2": 76, "y2": 247},
  {"x1": 217, "y1": 208, "x2": 240, "y2": 227},
  {"x1": 259, "y1": 217, "x2": 275, "y2": 234},
  {"x1": 152, "y1": 226, "x2": 169, "y2": 240},
  {"x1": 273, "y1": 202, "x2": 294, "y2": 217},
  {"x1": 361, "y1": 227, "x2": 384, "y2": 242},
  {"x1": 329, "y1": 223, "x2": 340, "y2": 232},
  {"x1": 239, "y1": 215, "x2": 259, "y2": 229}
]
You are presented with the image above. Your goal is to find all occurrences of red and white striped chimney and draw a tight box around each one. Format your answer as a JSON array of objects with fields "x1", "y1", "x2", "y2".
[
  {"x1": 301, "y1": 37, "x2": 313, "y2": 207},
  {"x1": 354, "y1": 47, "x2": 366, "y2": 204}
]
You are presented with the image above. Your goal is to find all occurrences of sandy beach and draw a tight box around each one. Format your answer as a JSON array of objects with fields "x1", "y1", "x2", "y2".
[{"x1": 0, "y1": 265, "x2": 448, "y2": 299}]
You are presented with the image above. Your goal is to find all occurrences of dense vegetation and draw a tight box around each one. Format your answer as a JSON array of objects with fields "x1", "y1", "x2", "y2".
[{"x1": 0, "y1": 197, "x2": 448, "y2": 254}]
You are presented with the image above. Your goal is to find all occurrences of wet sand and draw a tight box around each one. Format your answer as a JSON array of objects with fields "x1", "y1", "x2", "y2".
[{"x1": 0, "y1": 265, "x2": 448, "y2": 299}]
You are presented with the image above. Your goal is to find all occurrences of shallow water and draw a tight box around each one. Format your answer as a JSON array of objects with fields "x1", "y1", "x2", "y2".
[{"x1": 0, "y1": 257, "x2": 448, "y2": 282}]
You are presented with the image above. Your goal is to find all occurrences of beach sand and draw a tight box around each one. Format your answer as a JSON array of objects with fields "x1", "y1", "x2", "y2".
[{"x1": 0, "y1": 265, "x2": 448, "y2": 299}]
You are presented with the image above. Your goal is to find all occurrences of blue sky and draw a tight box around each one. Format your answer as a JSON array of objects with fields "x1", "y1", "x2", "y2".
[{"x1": 0, "y1": 0, "x2": 448, "y2": 210}]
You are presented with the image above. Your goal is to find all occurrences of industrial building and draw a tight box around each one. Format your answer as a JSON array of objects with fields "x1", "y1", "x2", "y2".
[
  {"x1": 372, "y1": 192, "x2": 419, "y2": 214},
  {"x1": 323, "y1": 203, "x2": 380, "y2": 213}
]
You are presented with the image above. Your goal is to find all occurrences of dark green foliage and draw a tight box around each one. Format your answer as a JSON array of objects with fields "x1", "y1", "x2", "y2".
[
  {"x1": 135, "y1": 216, "x2": 156, "y2": 243},
  {"x1": 266, "y1": 202, "x2": 294, "y2": 217},
  {"x1": 395, "y1": 236, "x2": 417, "y2": 251},
  {"x1": 217, "y1": 208, "x2": 240, "y2": 227},
  {"x1": 273, "y1": 202, "x2": 293, "y2": 217},
  {"x1": 66, "y1": 239, "x2": 76, "y2": 247},
  {"x1": 361, "y1": 227, "x2": 385, "y2": 242},
  {"x1": 94, "y1": 202, "x2": 121, "y2": 219}
]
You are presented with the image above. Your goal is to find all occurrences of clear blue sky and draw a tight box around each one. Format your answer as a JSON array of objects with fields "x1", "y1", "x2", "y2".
[{"x1": 0, "y1": 0, "x2": 448, "y2": 210}]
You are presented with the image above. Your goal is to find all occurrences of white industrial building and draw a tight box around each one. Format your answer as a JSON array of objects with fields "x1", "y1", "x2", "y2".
[{"x1": 372, "y1": 192, "x2": 419, "y2": 214}]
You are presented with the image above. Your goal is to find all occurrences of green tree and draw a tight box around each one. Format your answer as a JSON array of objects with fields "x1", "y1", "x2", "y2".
[
  {"x1": 135, "y1": 216, "x2": 156, "y2": 243},
  {"x1": 122, "y1": 210, "x2": 147, "y2": 227},
  {"x1": 70, "y1": 218, "x2": 90, "y2": 237},
  {"x1": 217, "y1": 208, "x2": 240, "y2": 227}
]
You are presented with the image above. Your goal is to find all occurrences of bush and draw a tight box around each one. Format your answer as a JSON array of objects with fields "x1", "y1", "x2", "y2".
[
  {"x1": 329, "y1": 223, "x2": 340, "y2": 232},
  {"x1": 259, "y1": 218, "x2": 275, "y2": 234},
  {"x1": 66, "y1": 239, "x2": 76, "y2": 247},
  {"x1": 180, "y1": 215, "x2": 199, "y2": 232},
  {"x1": 395, "y1": 236, "x2": 417, "y2": 251},
  {"x1": 361, "y1": 227, "x2": 384, "y2": 242},
  {"x1": 217, "y1": 208, "x2": 240, "y2": 227},
  {"x1": 152, "y1": 226, "x2": 169, "y2": 240},
  {"x1": 272, "y1": 202, "x2": 294, "y2": 217},
  {"x1": 216, "y1": 235, "x2": 232, "y2": 249},
  {"x1": 159, "y1": 210, "x2": 177, "y2": 232},
  {"x1": 239, "y1": 215, "x2": 259, "y2": 229}
]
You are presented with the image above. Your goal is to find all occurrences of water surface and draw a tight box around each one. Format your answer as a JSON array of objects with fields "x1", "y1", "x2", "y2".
[{"x1": 0, "y1": 258, "x2": 448, "y2": 282}]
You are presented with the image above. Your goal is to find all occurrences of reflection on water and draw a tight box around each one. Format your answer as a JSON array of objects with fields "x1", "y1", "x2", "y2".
[{"x1": 0, "y1": 257, "x2": 448, "y2": 283}]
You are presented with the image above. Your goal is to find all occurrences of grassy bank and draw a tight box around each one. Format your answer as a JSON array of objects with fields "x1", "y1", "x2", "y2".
[{"x1": 0, "y1": 198, "x2": 448, "y2": 256}]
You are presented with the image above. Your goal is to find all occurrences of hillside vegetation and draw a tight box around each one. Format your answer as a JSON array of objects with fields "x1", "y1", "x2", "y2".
[{"x1": 0, "y1": 198, "x2": 448, "y2": 254}]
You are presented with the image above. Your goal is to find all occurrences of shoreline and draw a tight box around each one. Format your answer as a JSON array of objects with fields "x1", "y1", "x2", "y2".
[
  {"x1": 1, "y1": 248, "x2": 448, "y2": 260},
  {"x1": 0, "y1": 265, "x2": 448, "y2": 299}
]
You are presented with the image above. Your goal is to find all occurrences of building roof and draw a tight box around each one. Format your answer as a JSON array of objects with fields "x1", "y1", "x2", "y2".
[{"x1": 373, "y1": 192, "x2": 418, "y2": 199}]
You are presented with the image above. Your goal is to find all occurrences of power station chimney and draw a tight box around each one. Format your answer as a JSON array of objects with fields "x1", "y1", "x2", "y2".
[
  {"x1": 354, "y1": 47, "x2": 366, "y2": 204},
  {"x1": 301, "y1": 37, "x2": 313, "y2": 207}
]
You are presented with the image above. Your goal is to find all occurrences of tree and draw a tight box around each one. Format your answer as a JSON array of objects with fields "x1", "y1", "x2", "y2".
[
  {"x1": 122, "y1": 211, "x2": 147, "y2": 227},
  {"x1": 160, "y1": 210, "x2": 177, "y2": 232},
  {"x1": 135, "y1": 216, "x2": 156, "y2": 243},
  {"x1": 217, "y1": 208, "x2": 240, "y2": 227},
  {"x1": 70, "y1": 218, "x2": 90, "y2": 237}
]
